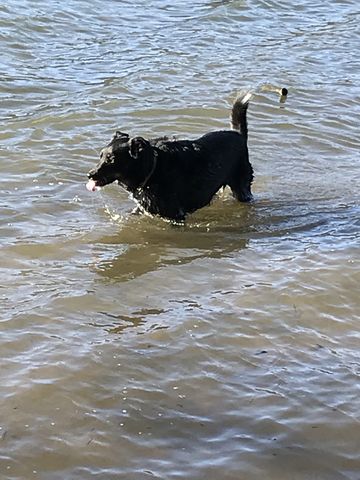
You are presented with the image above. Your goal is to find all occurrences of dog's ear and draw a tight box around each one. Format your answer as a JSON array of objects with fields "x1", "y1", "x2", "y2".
[
  {"x1": 130, "y1": 137, "x2": 148, "y2": 159},
  {"x1": 112, "y1": 130, "x2": 129, "y2": 142}
]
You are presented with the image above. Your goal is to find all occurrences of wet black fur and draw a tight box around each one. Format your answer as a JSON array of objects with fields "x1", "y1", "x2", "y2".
[{"x1": 87, "y1": 93, "x2": 253, "y2": 222}]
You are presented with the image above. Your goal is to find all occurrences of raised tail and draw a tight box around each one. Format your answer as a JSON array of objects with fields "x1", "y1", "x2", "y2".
[{"x1": 230, "y1": 91, "x2": 252, "y2": 140}]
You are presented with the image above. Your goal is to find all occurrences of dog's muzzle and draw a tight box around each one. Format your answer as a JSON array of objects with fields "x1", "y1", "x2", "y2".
[{"x1": 86, "y1": 171, "x2": 102, "y2": 192}]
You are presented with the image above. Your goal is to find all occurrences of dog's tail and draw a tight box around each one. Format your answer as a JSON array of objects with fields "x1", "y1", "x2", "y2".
[{"x1": 230, "y1": 91, "x2": 252, "y2": 140}]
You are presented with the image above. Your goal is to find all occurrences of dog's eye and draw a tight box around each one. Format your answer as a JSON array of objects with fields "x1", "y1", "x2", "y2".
[{"x1": 105, "y1": 153, "x2": 114, "y2": 164}]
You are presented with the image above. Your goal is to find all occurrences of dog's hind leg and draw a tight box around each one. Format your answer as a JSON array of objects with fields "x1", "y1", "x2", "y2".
[{"x1": 227, "y1": 161, "x2": 253, "y2": 202}]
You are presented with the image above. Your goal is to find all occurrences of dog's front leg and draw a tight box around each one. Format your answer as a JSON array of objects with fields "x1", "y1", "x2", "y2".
[{"x1": 131, "y1": 206, "x2": 143, "y2": 216}]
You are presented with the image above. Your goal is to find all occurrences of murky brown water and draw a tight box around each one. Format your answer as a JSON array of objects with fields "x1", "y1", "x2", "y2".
[{"x1": 1, "y1": 1, "x2": 360, "y2": 479}]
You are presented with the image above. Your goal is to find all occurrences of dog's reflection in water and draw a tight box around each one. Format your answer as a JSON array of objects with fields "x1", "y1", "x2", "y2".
[{"x1": 92, "y1": 202, "x2": 251, "y2": 283}]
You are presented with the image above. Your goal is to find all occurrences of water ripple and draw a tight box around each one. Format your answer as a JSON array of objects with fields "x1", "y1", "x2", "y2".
[{"x1": 1, "y1": 1, "x2": 360, "y2": 479}]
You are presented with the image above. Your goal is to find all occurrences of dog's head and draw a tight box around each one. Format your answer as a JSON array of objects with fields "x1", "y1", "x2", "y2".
[{"x1": 86, "y1": 131, "x2": 155, "y2": 192}]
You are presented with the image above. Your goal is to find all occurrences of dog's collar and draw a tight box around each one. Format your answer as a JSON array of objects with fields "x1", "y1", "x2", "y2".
[{"x1": 138, "y1": 152, "x2": 158, "y2": 190}]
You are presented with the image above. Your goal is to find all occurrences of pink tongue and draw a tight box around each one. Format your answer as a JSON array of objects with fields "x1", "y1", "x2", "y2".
[{"x1": 86, "y1": 179, "x2": 99, "y2": 192}]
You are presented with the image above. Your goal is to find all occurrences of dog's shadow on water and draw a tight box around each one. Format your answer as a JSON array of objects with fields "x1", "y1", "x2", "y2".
[{"x1": 92, "y1": 197, "x2": 256, "y2": 282}]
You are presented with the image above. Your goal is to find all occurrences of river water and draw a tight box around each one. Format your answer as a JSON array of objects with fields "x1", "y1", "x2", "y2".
[{"x1": 1, "y1": 1, "x2": 359, "y2": 479}]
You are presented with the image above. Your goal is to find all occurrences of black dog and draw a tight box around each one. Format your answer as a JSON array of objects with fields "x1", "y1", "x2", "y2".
[{"x1": 86, "y1": 91, "x2": 253, "y2": 222}]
